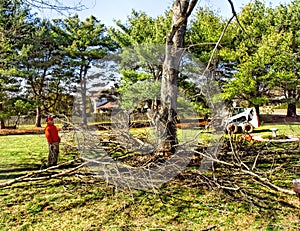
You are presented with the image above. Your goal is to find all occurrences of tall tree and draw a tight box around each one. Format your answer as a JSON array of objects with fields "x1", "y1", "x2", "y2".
[
  {"x1": 54, "y1": 14, "x2": 114, "y2": 126},
  {"x1": 187, "y1": 7, "x2": 228, "y2": 63},
  {"x1": 220, "y1": 0, "x2": 300, "y2": 117},
  {"x1": 0, "y1": 0, "x2": 32, "y2": 128},
  {"x1": 269, "y1": 1, "x2": 300, "y2": 117},
  {"x1": 18, "y1": 19, "x2": 68, "y2": 127},
  {"x1": 158, "y1": 0, "x2": 198, "y2": 153},
  {"x1": 219, "y1": 1, "x2": 273, "y2": 115},
  {"x1": 109, "y1": 10, "x2": 172, "y2": 81}
]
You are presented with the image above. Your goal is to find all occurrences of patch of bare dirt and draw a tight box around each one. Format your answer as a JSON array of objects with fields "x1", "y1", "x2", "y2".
[{"x1": 0, "y1": 127, "x2": 45, "y2": 136}]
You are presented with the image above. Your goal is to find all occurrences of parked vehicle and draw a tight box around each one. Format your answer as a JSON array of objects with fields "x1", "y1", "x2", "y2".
[{"x1": 225, "y1": 107, "x2": 260, "y2": 133}]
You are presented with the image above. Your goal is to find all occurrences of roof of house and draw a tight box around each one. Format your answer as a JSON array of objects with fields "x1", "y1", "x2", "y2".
[{"x1": 96, "y1": 101, "x2": 118, "y2": 109}]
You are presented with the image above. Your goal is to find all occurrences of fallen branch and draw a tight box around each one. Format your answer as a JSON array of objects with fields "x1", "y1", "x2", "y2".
[
  {"x1": 194, "y1": 150, "x2": 296, "y2": 195},
  {"x1": 21, "y1": 162, "x2": 87, "y2": 182},
  {"x1": 0, "y1": 158, "x2": 84, "y2": 188},
  {"x1": 242, "y1": 169, "x2": 295, "y2": 195}
]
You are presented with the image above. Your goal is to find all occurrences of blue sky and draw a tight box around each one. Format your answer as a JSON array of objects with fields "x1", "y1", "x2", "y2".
[{"x1": 37, "y1": 0, "x2": 291, "y2": 27}]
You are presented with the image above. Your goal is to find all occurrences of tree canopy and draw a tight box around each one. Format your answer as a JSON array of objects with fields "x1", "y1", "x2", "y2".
[{"x1": 1, "y1": 0, "x2": 300, "y2": 129}]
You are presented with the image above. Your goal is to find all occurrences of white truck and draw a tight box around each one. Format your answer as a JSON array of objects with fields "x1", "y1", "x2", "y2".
[{"x1": 225, "y1": 107, "x2": 260, "y2": 134}]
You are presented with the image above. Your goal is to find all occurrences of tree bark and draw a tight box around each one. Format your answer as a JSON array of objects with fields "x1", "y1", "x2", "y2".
[
  {"x1": 35, "y1": 106, "x2": 42, "y2": 127},
  {"x1": 286, "y1": 90, "x2": 297, "y2": 117},
  {"x1": 157, "y1": 0, "x2": 198, "y2": 153},
  {"x1": 286, "y1": 33, "x2": 298, "y2": 118},
  {"x1": 0, "y1": 103, "x2": 5, "y2": 129},
  {"x1": 81, "y1": 77, "x2": 88, "y2": 127},
  {"x1": 287, "y1": 102, "x2": 297, "y2": 117},
  {"x1": 80, "y1": 65, "x2": 90, "y2": 127}
]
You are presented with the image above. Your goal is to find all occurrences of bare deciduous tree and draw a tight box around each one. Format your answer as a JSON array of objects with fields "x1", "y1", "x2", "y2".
[{"x1": 158, "y1": 0, "x2": 198, "y2": 154}]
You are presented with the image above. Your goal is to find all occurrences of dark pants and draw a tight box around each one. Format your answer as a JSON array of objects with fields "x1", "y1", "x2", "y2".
[{"x1": 48, "y1": 142, "x2": 59, "y2": 167}]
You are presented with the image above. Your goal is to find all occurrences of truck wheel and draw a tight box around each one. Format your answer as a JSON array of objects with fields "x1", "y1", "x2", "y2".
[
  {"x1": 243, "y1": 123, "x2": 254, "y2": 133},
  {"x1": 227, "y1": 123, "x2": 238, "y2": 134}
]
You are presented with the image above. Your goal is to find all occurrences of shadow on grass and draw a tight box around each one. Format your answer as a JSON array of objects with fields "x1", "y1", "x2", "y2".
[
  {"x1": 0, "y1": 162, "x2": 80, "y2": 180},
  {"x1": 0, "y1": 164, "x2": 42, "y2": 180},
  {"x1": 252, "y1": 129, "x2": 274, "y2": 134},
  {"x1": 0, "y1": 165, "x2": 41, "y2": 173}
]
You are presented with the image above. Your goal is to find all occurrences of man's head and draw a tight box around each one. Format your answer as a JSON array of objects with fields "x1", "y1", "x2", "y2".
[{"x1": 46, "y1": 117, "x2": 54, "y2": 124}]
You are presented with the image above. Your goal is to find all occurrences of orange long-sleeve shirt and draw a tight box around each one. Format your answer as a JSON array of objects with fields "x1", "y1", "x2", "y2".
[{"x1": 44, "y1": 124, "x2": 60, "y2": 144}]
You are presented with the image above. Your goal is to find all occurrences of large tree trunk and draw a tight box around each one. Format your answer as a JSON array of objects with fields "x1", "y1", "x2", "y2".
[
  {"x1": 157, "y1": 0, "x2": 198, "y2": 154},
  {"x1": 286, "y1": 90, "x2": 297, "y2": 117},
  {"x1": 80, "y1": 66, "x2": 90, "y2": 127},
  {"x1": 35, "y1": 106, "x2": 42, "y2": 127},
  {"x1": 0, "y1": 120, "x2": 5, "y2": 129},
  {"x1": 287, "y1": 34, "x2": 298, "y2": 118},
  {"x1": 81, "y1": 78, "x2": 88, "y2": 127},
  {"x1": 0, "y1": 103, "x2": 5, "y2": 129},
  {"x1": 287, "y1": 102, "x2": 297, "y2": 117}
]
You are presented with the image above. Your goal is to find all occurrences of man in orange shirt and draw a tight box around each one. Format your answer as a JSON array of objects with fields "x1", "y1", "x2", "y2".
[{"x1": 44, "y1": 116, "x2": 61, "y2": 167}]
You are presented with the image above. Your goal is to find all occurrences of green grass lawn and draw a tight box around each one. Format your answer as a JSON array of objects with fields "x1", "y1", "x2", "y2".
[
  {"x1": 0, "y1": 125, "x2": 299, "y2": 230},
  {"x1": 0, "y1": 134, "x2": 48, "y2": 182},
  {"x1": 0, "y1": 132, "x2": 78, "y2": 181},
  {"x1": 254, "y1": 122, "x2": 300, "y2": 136},
  {"x1": 0, "y1": 134, "x2": 48, "y2": 166}
]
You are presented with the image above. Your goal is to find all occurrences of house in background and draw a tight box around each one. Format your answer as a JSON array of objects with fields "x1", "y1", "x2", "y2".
[
  {"x1": 90, "y1": 91, "x2": 119, "y2": 113},
  {"x1": 95, "y1": 99, "x2": 118, "y2": 113}
]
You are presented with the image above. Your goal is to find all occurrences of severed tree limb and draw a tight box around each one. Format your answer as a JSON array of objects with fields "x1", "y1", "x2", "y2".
[
  {"x1": 202, "y1": 0, "x2": 238, "y2": 75},
  {"x1": 241, "y1": 169, "x2": 296, "y2": 195},
  {"x1": 20, "y1": 162, "x2": 87, "y2": 182},
  {"x1": 0, "y1": 158, "x2": 85, "y2": 188},
  {"x1": 252, "y1": 152, "x2": 260, "y2": 170},
  {"x1": 213, "y1": 180, "x2": 240, "y2": 191},
  {"x1": 194, "y1": 150, "x2": 296, "y2": 195}
]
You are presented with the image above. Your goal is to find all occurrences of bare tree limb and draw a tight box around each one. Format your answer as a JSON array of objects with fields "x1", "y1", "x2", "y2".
[
  {"x1": 242, "y1": 169, "x2": 295, "y2": 195},
  {"x1": 203, "y1": 15, "x2": 234, "y2": 74},
  {"x1": 167, "y1": 0, "x2": 199, "y2": 44},
  {"x1": 25, "y1": 0, "x2": 87, "y2": 11},
  {"x1": 186, "y1": 0, "x2": 198, "y2": 17},
  {"x1": 0, "y1": 159, "x2": 84, "y2": 188},
  {"x1": 194, "y1": 149, "x2": 296, "y2": 195},
  {"x1": 227, "y1": 0, "x2": 249, "y2": 36},
  {"x1": 202, "y1": 0, "x2": 250, "y2": 75}
]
